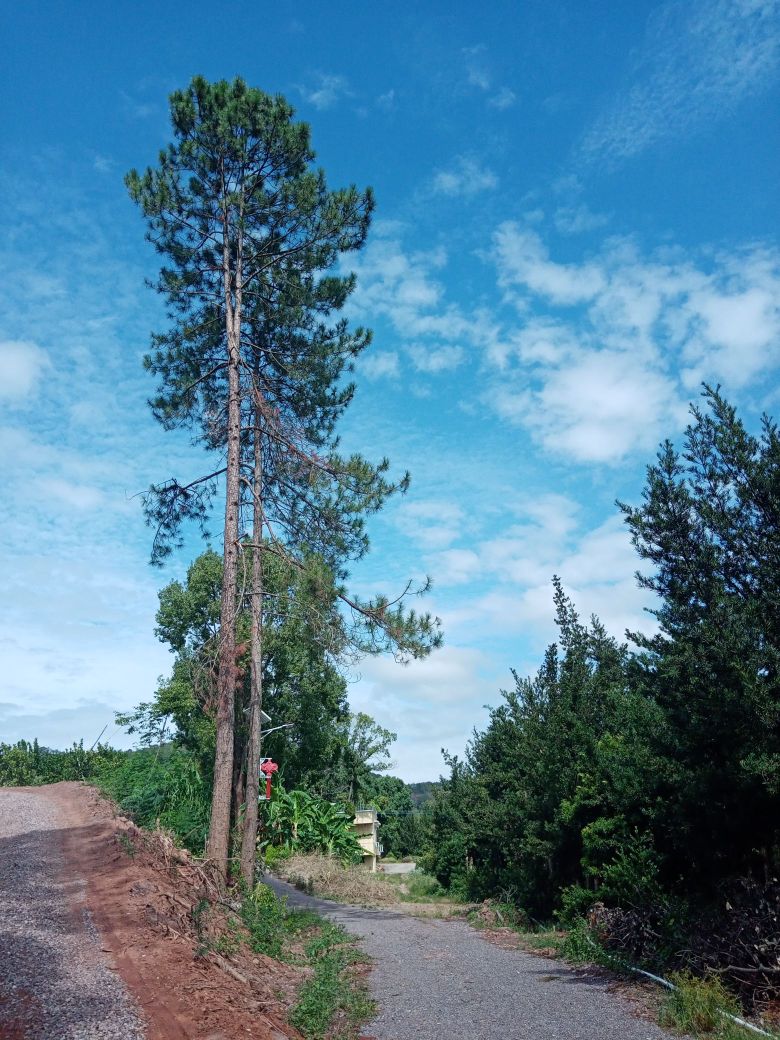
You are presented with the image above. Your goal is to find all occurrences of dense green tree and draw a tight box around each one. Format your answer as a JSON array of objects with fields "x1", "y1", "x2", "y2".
[
  {"x1": 127, "y1": 77, "x2": 441, "y2": 878},
  {"x1": 619, "y1": 387, "x2": 780, "y2": 888},
  {"x1": 424, "y1": 581, "x2": 659, "y2": 915},
  {"x1": 426, "y1": 391, "x2": 780, "y2": 921},
  {"x1": 120, "y1": 550, "x2": 351, "y2": 797},
  {"x1": 330, "y1": 712, "x2": 397, "y2": 804},
  {"x1": 360, "y1": 773, "x2": 425, "y2": 858}
]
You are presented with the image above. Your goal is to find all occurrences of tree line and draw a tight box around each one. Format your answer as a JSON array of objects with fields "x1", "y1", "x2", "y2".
[{"x1": 422, "y1": 389, "x2": 779, "y2": 949}]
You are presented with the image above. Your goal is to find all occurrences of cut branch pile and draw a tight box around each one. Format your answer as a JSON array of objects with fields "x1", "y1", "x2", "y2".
[{"x1": 588, "y1": 879, "x2": 780, "y2": 1009}]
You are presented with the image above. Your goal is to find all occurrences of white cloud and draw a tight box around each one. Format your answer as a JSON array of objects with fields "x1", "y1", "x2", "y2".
[
  {"x1": 395, "y1": 500, "x2": 465, "y2": 550},
  {"x1": 407, "y1": 343, "x2": 464, "y2": 373},
  {"x1": 488, "y1": 87, "x2": 517, "y2": 109},
  {"x1": 347, "y1": 237, "x2": 474, "y2": 347},
  {"x1": 492, "y1": 351, "x2": 685, "y2": 463},
  {"x1": 38, "y1": 478, "x2": 105, "y2": 510},
  {"x1": 441, "y1": 506, "x2": 656, "y2": 654},
  {"x1": 554, "y1": 204, "x2": 611, "y2": 234},
  {"x1": 299, "y1": 74, "x2": 350, "y2": 110},
  {"x1": 425, "y1": 548, "x2": 482, "y2": 586},
  {"x1": 432, "y1": 156, "x2": 498, "y2": 197},
  {"x1": 377, "y1": 89, "x2": 396, "y2": 111},
  {"x1": 0, "y1": 340, "x2": 48, "y2": 399},
  {"x1": 348, "y1": 645, "x2": 495, "y2": 779},
  {"x1": 463, "y1": 45, "x2": 491, "y2": 90},
  {"x1": 359, "y1": 350, "x2": 400, "y2": 380},
  {"x1": 489, "y1": 227, "x2": 780, "y2": 462},
  {"x1": 494, "y1": 223, "x2": 606, "y2": 304},
  {"x1": 581, "y1": 0, "x2": 780, "y2": 164}
]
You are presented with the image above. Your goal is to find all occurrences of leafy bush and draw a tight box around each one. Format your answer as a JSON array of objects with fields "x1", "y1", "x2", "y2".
[
  {"x1": 93, "y1": 746, "x2": 210, "y2": 852},
  {"x1": 402, "y1": 870, "x2": 446, "y2": 901},
  {"x1": 262, "y1": 788, "x2": 361, "y2": 864},
  {"x1": 262, "y1": 843, "x2": 293, "y2": 869},
  {"x1": 660, "y1": 973, "x2": 743, "y2": 1037},
  {"x1": 241, "y1": 882, "x2": 288, "y2": 958},
  {"x1": 598, "y1": 831, "x2": 662, "y2": 907},
  {"x1": 0, "y1": 740, "x2": 123, "y2": 786},
  {"x1": 557, "y1": 885, "x2": 599, "y2": 926},
  {"x1": 560, "y1": 919, "x2": 603, "y2": 964}
]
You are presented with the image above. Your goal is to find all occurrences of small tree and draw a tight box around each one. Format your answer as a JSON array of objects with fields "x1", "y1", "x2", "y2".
[{"x1": 127, "y1": 78, "x2": 441, "y2": 880}]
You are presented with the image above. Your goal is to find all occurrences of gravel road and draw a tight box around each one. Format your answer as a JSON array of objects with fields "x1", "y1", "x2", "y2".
[
  {"x1": 264, "y1": 875, "x2": 670, "y2": 1040},
  {"x1": 0, "y1": 788, "x2": 145, "y2": 1040}
]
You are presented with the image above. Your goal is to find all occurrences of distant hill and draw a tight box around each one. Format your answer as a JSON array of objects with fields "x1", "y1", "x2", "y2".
[{"x1": 408, "y1": 781, "x2": 439, "y2": 808}]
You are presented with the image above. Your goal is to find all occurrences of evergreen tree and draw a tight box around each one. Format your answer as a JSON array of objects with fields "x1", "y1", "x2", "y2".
[
  {"x1": 127, "y1": 78, "x2": 440, "y2": 878},
  {"x1": 619, "y1": 387, "x2": 780, "y2": 888}
]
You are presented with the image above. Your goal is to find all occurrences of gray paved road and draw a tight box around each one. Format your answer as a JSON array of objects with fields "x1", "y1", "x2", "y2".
[
  {"x1": 264, "y1": 875, "x2": 669, "y2": 1040},
  {"x1": 0, "y1": 788, "x2": 144, "y2": 1040}
]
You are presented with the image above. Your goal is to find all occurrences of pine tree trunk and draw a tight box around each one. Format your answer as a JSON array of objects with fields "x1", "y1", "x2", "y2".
[
  {"x1": 240, "y1": 402, "x2": 264, "y2": 886},
  {"x1": 206, "y1": 209, "x2": 243, "y2": 878}
]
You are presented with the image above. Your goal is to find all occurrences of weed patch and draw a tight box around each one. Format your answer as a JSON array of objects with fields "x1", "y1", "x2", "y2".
[
  {"x1": 240, "y1": 882, "x2": 374, "y2": 1039},
  {"x1": 659, "y1": 972, "x2": 759, "y2": 1039},
  {"x1": 290, "y1": 922, "x2": 374, "y2": 1040}
]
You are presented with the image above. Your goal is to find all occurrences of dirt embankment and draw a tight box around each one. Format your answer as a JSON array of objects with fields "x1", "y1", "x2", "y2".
[{"x1": 27, "y1": 783, "x2": 303, "y2": 1040}]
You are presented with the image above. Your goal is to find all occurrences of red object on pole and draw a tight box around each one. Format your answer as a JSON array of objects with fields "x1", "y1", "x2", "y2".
[{"x1": 260, "y1": 758, "x2": 278, "y2": 801}]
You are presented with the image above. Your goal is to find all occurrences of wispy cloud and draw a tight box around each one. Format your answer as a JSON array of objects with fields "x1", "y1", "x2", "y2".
[
  {"x1": 488, "y1": 87, "x2": 517, "y2": 110},
  {"x1": 554, "y1": 203, "x2": 610, "y2": 234},
  {"x1": 299, "y1": 73, "x2": 351, "y2": 110},
  {"x1": 407, "y1": 344, "x2": 464, "y2": 373},
  {"x1": 377, "y1": 89, "x2": 396, "y2": 111},
  {"x1": 93, "y1": 154, "x2": 114, "y2": 174},
  {"x1": 488, "y1": 222, "x2": 780, "y2": 461},
  {"x1": 359, "y1": 350, "x2": 400, "y2": 380},
  {"x1": 0, "y1": 340, "x2": 48, "y2": 399},
  {"x1": 581, "y1": 0, "x2": 780, "y2": 164},
  {"x1": 461, "y1": 45, "x2": 516, "y2": 109},
  {"x1": 463, "y1": 45, "x2": 491, "y2": 90},
  {"x1": 432, "y1": 156, "x2": 498, "y2": 197}
]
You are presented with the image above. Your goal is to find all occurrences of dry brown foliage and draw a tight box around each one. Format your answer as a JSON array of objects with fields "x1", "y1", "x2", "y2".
[{"x1": 278, "y1": 853, "x2": 400, "y2": 906}]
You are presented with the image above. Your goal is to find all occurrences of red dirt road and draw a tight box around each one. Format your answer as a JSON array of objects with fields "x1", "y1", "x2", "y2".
[{"x1": 0, "y1": 783, "x2": 300, "y2": 1040}]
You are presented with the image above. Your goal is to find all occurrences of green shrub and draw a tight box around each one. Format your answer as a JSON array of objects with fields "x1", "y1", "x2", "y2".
[
  {"x1": 599, "y1": 831, "x2": 662, "y2": 908},
  {"x1": 660, "y1": 972, "x2": 745, "y2": 1037},
  {"x1": 560, "y1": 919, "x2": 605, "y2": 964},
  {"x1": 240, "y1": 883, "x2": 288, "y2": 958},
  {"x1": 93, "y1": 746, "x2": 210, "y2": 852},
  {"x1": 556, "y1": 884, "x2": 598, "y2": 926},
  {"x1": 262, "y1": 843, "x2": 293, "y2": 868},
  {"x1": 402, "y1": 870, "x2": 446, "y2": 901},
  {"x1": 0, "y1": 739, "x2": 123, "y2": 786}
]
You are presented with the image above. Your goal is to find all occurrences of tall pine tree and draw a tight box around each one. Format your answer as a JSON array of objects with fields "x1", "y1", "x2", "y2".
[{"x1": 128, "y1": 77, "x2": 440, "y2": 880}]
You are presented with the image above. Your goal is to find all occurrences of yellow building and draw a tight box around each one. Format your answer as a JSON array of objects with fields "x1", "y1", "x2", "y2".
[{"x1": 352, "y1": 808, "x2": 382, "y2": 871}]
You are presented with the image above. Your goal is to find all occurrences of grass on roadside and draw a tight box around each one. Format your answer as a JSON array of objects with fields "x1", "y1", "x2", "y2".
[
  {"x1": 241, "y1": 882, "x2": 375, "y2": 1040},
  {"x1": 659, "y1": 972, "x2": 769, "y2": 1040},
  {"x1": 382, "y1": 870, "x2": 451, "y2": 902}
]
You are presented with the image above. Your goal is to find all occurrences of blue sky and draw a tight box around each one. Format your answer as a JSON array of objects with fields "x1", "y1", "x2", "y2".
[{"x1": 1, "y1": 0, "x2": 778, "y2": 779}]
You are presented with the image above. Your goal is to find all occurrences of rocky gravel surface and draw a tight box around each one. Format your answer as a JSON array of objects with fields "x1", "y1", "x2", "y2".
[
  {"x1": 265, "y1": 875, "x2": 671, "y2": 1040},
  {"x1": 0, "y1": 788, "x2": 145, "y2": 1040}
]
